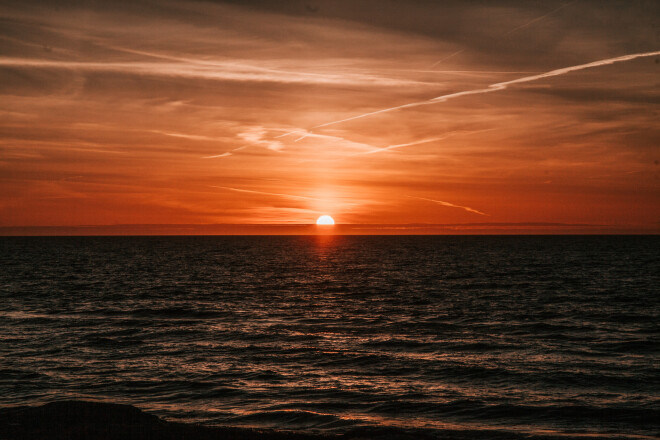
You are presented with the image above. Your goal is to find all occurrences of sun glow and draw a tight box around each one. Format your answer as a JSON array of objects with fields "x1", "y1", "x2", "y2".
[{"x1": 316, "y1": 215, "x2": 335, "y2": 225}]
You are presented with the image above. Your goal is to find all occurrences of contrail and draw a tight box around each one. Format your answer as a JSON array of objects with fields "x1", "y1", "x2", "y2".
[
  {"x1": 202, "y1": 152, "x2": 232, "y2": 159},
  {"x1": 430, "y1": 1, "x2": 575, "y2": 68},
  {"x1": 430, "y1": 49, "x2": 465, "y2": 68},
  {"x1": 351, "y1": 128, "x2": 495, "y2": 156},
  {"x1": 408, "y1": 196, "x2": 488, "y2": 216},
  {"x1": 201, "y1": 145, "x2": 247, "y2": 159},
  {"x1": 504, "y1": 1, "x2": 576, "y2": 35},
  {"x1": 211, "y1": 186, "x2": 323, "y2": 201},
  {"x1": 312, "y1": 51, "x2": 660, "y2": 130},
  {"x1": 358, "y1": 137, "x2": 447, "y2": 155}
]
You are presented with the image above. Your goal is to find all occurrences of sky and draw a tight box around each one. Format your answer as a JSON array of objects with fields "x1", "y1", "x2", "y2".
[{"x1": 0, "y1": 0, "x2": 658, "y2": 234}]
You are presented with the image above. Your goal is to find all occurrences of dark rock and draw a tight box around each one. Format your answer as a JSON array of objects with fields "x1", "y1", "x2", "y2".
[
  {"x1": 0, "y1": 400, "x2": 536, "y2": 440},
  {"x1": 0, "y1": 400, "x2": 333, "y2": 440}
]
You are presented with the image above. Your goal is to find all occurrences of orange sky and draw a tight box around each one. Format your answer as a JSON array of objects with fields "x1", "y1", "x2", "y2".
[{"x1": 0, "y1": 0, "x2": 658, "y2": 234}]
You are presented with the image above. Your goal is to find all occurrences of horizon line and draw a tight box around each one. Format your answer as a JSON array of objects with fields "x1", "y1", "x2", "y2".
[{"x1": 1, "y1": 222, "x2": 657, "y2": 236}]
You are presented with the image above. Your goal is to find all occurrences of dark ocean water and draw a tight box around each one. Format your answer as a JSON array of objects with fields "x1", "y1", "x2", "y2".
[{"x1": 1, "y1": 236, "x2": 659, "y2": 439}]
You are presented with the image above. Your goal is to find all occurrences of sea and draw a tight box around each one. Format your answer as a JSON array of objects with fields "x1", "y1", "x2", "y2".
[{"x1": 1, "y1": 235, "x2": 658, "y2": 439}]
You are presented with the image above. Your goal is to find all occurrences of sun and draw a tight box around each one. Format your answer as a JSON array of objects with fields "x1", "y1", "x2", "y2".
[{"x1": 316, "y1": 215, "x2": 335, "y2": 225}]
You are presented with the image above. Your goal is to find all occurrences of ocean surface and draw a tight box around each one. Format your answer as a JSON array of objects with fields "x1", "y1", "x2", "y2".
[{"x1": 1, "y1": 236, "x2": 659, "y2": 439}]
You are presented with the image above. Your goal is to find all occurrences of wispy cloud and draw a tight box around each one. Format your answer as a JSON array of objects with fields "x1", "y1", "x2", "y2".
[
  {"x1": 408, "y1": 196, "x2": 488, "y2": 216},
  {"x1": 238, "y1": 127, "x2": 284, "y2": 152},
  {"x1": 201, "y1": 127, "x2": 284, "y2": 158},
  {"x1": 0, "y1": 57, "x2": 429, "y2": 88}
]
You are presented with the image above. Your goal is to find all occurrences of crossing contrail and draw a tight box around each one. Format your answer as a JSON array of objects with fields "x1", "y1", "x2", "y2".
[{"x1": 310, "y1": 51, "x2": 660, "y2": 130}]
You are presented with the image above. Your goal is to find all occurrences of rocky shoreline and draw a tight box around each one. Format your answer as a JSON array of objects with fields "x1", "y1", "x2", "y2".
[
  {"x1": 1, "y1": 400, "x2": 628, "y2": 440},
  {"x1": 0, "y1": 400, "x2": 472, "y2": 440}
]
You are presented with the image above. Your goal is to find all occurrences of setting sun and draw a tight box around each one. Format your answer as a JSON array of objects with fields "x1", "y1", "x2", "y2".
[{"x1": 316, "y1": 215, "x2": 335, "y2": 225}]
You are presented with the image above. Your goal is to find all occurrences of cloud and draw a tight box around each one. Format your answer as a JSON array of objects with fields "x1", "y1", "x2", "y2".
[
  {"x1": 201, "y1": 127, "x2": 287, "y2": 158},
  {"x1": 238, "y1": 127, "x2": 284, "y2": 152},
  {"x1": 0, "y1": 56, "x2": 430, "y2": 88}
]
